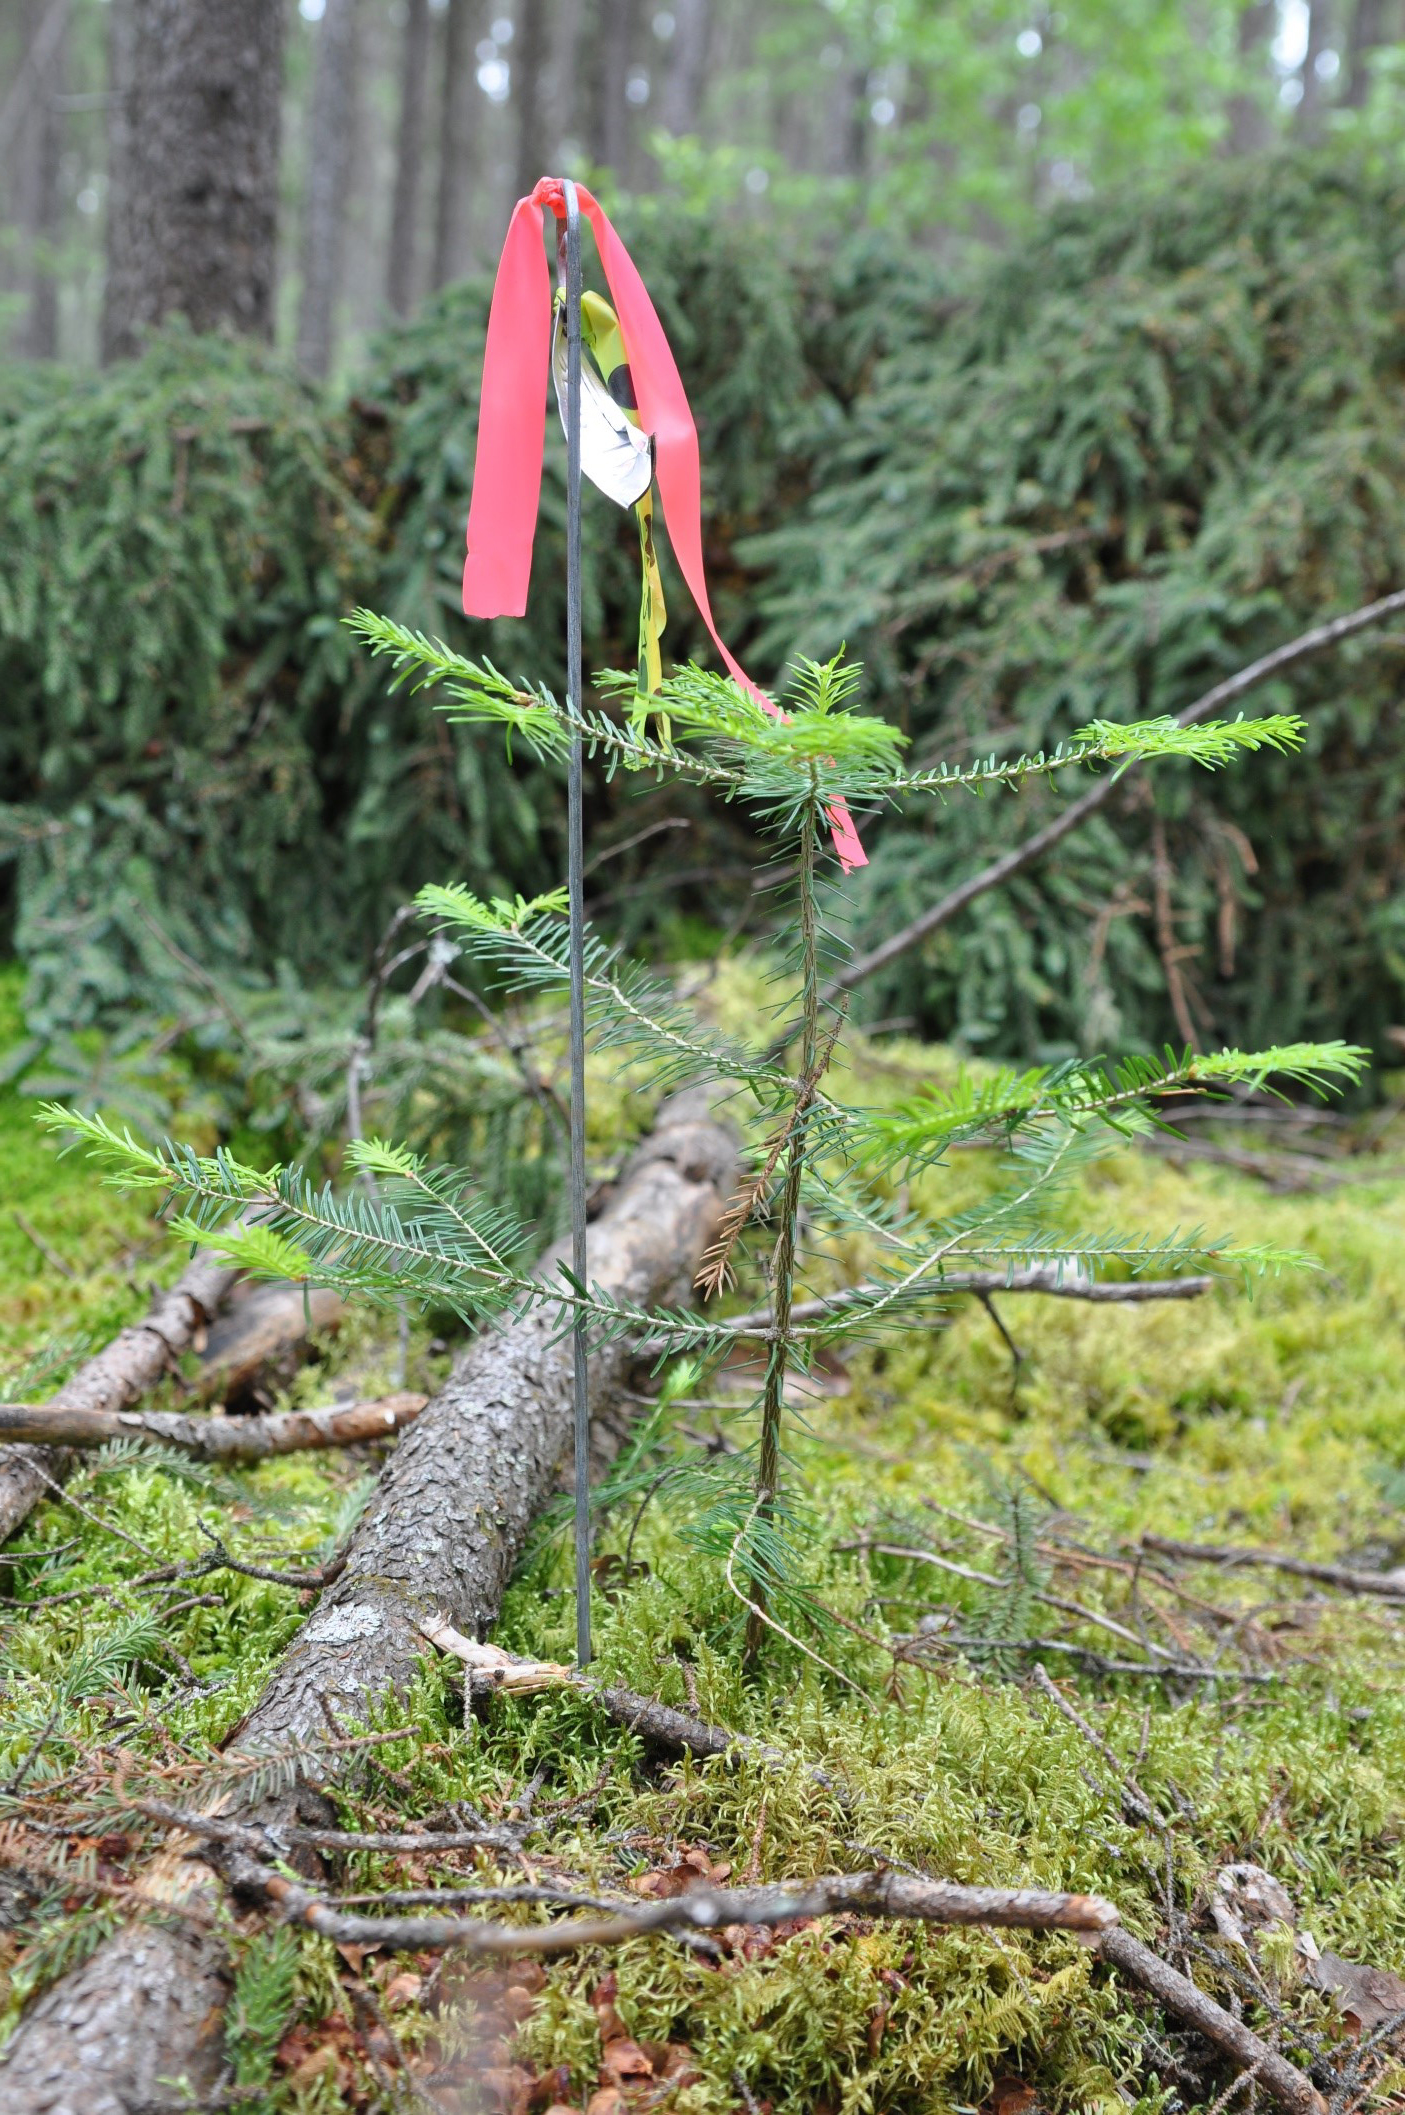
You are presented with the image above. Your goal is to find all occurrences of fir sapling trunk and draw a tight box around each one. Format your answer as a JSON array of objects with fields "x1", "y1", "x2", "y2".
[{"x1": 747, "y1": 788, "x2": 821, "y2": 1659}]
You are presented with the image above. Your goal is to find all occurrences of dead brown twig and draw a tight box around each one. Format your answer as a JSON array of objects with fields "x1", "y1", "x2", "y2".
[
  {"x1": 133, "y1": 1797, "x2": 1118, "y2": 1952},
  {"x1": 1100, "y1": 1928, "x2": 1325, "y2": 2115},
  {"x1": 1141, "y1": 1535, "x2": 1405, "y2": 1604},
  {"x1": 695, "y1": 1000, "x2": 847, "y2": 1300}
]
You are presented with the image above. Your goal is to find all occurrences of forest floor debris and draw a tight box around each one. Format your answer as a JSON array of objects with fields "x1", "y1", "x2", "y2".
[{"x1": 1, "y1": 1001, "x2": 1404, "y2": 2110}]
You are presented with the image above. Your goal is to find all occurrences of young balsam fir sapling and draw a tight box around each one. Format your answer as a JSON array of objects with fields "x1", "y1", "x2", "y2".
[{"x1": 50, "y1": 617, "x2": 1365, "y2": 1671}]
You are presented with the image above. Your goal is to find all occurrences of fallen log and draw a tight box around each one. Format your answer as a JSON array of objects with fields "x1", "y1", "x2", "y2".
[
  {"x1": 0, "y1": 1089, "x2": 740, "y2": 2115},
  {"x1": 0, "y1": 1245, "x2": 239, "y2": 1547},
  {"x1": 193, "y1": 1281, "x2": 345, "y2": 1403},
  {"x1": 0, "y1": 1392, "x2": 426, "y2": 1462}
]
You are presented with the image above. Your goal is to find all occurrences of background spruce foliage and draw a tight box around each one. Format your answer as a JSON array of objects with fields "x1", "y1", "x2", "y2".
[
  {"x1": 759, "y1": 152, "x2": 1405, "y2": 1062},
  {"x1": 5, "y1": 160, "x2": 1405, "y2": 1064}
]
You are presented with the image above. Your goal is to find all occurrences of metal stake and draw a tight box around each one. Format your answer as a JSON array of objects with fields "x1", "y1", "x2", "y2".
[{"x1": 560, "y1": 179, "x2": 591, "y2": 1668}]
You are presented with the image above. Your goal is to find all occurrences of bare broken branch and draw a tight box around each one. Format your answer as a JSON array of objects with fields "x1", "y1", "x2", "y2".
[
  {"x1": 418, "y1": 1614, "x2": 840, "y2": 1783},
  {"x1": 0, "y1": 1244, "x2": 240, "y2": 1544},
  {"x1": 1140, "y1": 1534, "x2": 1405, "y2": 1602},
  {"x1": 782, "y1": 587, "x2": 1405, "y2": 1031},
  {"x1": 136, "y1": 1797, "x2": 1118, "y2": 1950},
  {"x1": 668, "y1": 1266, "x2": 1216, "y2": 1351},
  {"x1": 1100, "y1": 1927, "x2": 1326, "y2": 2115},
  {"x1": 0, "y1": 1392, "x2": 427, "y2": 1462}
]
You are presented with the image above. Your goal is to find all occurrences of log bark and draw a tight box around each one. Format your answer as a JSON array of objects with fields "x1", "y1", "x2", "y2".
[
  {"x1": 194, "y1": 1281, "x2": 345, "y2": 1403},
  {"x1": 0, "y1": 1090, "x2": 737, "y2": 2114},
  {"x1": 0, "y1": 1247, "x2": 239, "y2": 1547}
]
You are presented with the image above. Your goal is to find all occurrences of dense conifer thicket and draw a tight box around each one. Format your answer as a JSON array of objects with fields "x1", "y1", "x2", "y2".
[
  {"x1": 761, "y1": 155, "x2": 1405, "y2": 1060},
  {"x1": 4, "y1": 158, "x2": 1405, "y2": 1060}
]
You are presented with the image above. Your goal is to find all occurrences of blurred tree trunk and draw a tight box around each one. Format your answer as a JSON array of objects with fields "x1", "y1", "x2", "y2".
[
  {"x1": 386, "y1": 0, "x2": 430, "y2": 317},
  {"x1": 826, "y1": 57, "x2": 868, "y2": 178},
  {"x1": 102, "y1": 0, "x2": 136, "y2": 354},
  {"x1": 597, "y1": 0, "x2": 640, "y2": 174},
  {"x1": 661, "y1": 0, "x2": 709, "y2": 133},
  {"x1": 100, "y1": 0, "x2": 284, "y2": 363},
  {"x1": 1225, "y1": 1, "x2": 1275, "y2": 153},
  {"x1": 1343, "y1": 0, "x2": 1395, "y2": 105},
  {"x1": 550, "y1": 0, "x2": 584, "y2": 149},
  {"x1": 296, "y1": 0, "x2": 360, "y2": 377},
  {"x1": 1297, "y1": 0, "x2": 1335, "y2": 133},
  {"x1": 14, "y1": 0, "x2": 66, "y2": 357},
  {"x1": 514, "y1": 0, "x2": 551, "y2": 199},
  {"x1": 432, "y1": 0, "x2": 483, "y2": 287}
]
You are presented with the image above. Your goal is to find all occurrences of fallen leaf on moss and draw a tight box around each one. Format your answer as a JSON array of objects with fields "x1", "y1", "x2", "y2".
[
  {"x1": 1301, "y1": 1944, "x2": 1405, "y2": 2040},
  {"x1": 382, "y1": 1971, "x2": 423, "y2": 2009},
  {"x1": 591, "y1": 1969, "x2": 626, "y2": 2042},
  {"x1": 629, "y1": 1845, "x2": 732, "y2": 1897},
  {"x1": 601, "y1": 2038, "x2": 655, "y2": 2085},
  {"x1": 986, "y1": 2077, "x2": 1041, "y2": 2115}
]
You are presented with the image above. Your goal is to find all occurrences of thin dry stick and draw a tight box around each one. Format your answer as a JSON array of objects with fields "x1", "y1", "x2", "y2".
[
  {"x1": 897, "y1": 1632, "x2": 1276, "y2": 1683},
  {"x1": 1100, "y1": 1928, "x2": 1324, "y2": 2115},
  {"x1": 12, "y1": 1212, "x2": 75, "y2": 1280},
  {"x1": 1140, "y1": 1535, "x2": 1405, "y2": 1603},
  {"x1": 139, "y1": 1799, "x2": 1116, "y2": 1950},
  {"x1": 421, "y1": 1612, "x2": 852, "y2": 1766},
  {"x1": 121, "y1": 1800, "x2": 1324, "y2": 2115},
  {"x1": 1031, "y1": 1663, "x2": 1170, "y2": 1828},
  {"x1": 0, "y1": 1393, "x2": 427, "y2": 1462},
  {"x1": 665, "y1": 1267, "x2": 1216, "y2": 1353},
  {"x1": 799, "y1": 586, "x2": 1405, "y2": 1026},
  {"x1": 855, "y1": 1540, "x2": 1184, "y2": 1664},
  {"x1": 918, "y1": 1500, "x2": 1254, "y2": 1657},
  {"x1": 1025, "y1": 1680, "x2": 1322, "y2": 2115},
  {"x1": 0, "y1": 1239, "x2": 240, "y2": 1543}
]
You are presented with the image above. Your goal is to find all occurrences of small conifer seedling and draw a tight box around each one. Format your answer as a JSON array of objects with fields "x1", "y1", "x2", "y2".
[{"x1": 47, "y1": 614, "x2": 1366, "y2": 1663}]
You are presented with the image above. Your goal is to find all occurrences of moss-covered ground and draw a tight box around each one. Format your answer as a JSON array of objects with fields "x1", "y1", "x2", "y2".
[{"x1": 1, "y1": 977, "x2": 1404, "y2": 2112}]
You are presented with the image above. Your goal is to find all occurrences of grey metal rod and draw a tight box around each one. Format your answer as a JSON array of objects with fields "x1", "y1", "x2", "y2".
[{"x1": 562, "y1": 179, "x2": 591, "y2": 1668}]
